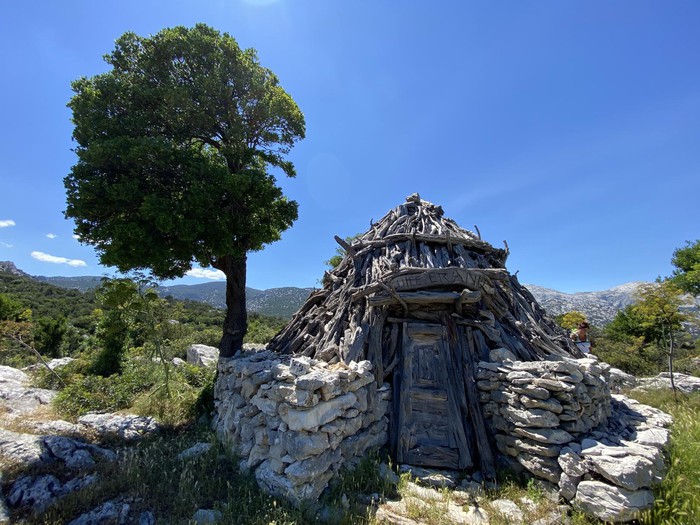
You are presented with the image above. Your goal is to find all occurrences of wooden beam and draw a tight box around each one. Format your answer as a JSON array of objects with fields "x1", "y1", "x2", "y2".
[
  {"x1": 369, "y1": 290, "x2": 481, "y2": 307},
  {"x1": 334, "y1": 235, "x2": 357, "y2": 256},
  {"x1": 351, "y1": 267, "x2": 507, "y2": 302}
]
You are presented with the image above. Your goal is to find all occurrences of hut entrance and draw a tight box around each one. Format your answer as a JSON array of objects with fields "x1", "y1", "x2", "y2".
[{"x1": 395, "y1": 322, "x2": 473, "y2": 469}]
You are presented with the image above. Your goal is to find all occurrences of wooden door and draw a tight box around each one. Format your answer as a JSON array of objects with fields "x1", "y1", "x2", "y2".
[{"x1": 396, "y1": 322, "x2": 472, "y2": 469}]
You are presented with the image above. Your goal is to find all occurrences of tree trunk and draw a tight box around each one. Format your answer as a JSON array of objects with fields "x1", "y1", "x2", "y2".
[
  {"x1": 215, "y1": 254, "x2": 248, "y2": 358},
  {"x1": 666, "y1": 322, "x2": 677, "y2": 401}
]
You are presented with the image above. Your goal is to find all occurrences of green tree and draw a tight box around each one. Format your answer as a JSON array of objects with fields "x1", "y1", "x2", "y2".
[
  {"x1": 633, "y1": 282, "x2": 688, "y2": 395},
  {"x1": 0, "y1": 293, "x2": 31, "y2": 322},
  {"x1": 34, "y1": 316, "x2": 68, "y2": 358},
  {"x1": 92, "y1": 279, "x2": 141, "y2": 376},
  {"x1": 65, "y1": 24, "x2": 305, "y2": 357},
  {"x1": 670, "y1": 240, "x2": 700, "y2": 296},
  {"x1": 604, "y1": 305, "x2": 648, "y2": 342},
  {"x1": 555, "y1": 311, "x2": 587, "y2": 331}
]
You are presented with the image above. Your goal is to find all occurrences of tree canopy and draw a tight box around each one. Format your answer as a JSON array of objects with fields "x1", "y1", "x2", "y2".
[
  {"x1": 670, "y1": 240, "x2": 700, "y2": 296},
  {"x1": 65, "y1": 24, "x2": 305, "y2": 356}
]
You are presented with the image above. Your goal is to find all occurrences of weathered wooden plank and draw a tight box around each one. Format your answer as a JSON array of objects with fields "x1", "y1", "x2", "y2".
[
  {"x1": 454, "y1": 317, "x2": 503, "y2": 345},
  {"x1": 368, "y1": 308, "x2": 386, "y2": 386},
  {"x1": 457, "y1": 324, "x2": 497, "y2": 480},
  {"x1": 387, "y1": 267, "x2": 500, "y2": 294},
  {"x1": 407, "y1": 445, "x2": 460, "y2": 469},
  {"x1": 440, "y1": 317, "x2": 473, "y2": 469},
  {"x1": 369, "y1": 290, "x2": 481, "y2": 307},
  {"x1": 396, "y1": 325, "x2": 413, "y2": 464}
]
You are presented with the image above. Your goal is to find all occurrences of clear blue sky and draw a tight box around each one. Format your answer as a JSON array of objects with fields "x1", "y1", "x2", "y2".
[{"x1": 0, "y1": 1, "x2": 698, "y2": 293}]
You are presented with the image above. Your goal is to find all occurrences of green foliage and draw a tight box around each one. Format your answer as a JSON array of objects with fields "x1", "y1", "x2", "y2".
[
  {"x1": 0, "y1": 272, "x2": 96, "y2": 326},
  {"x1": 244, "y1": 313, "x2": 286, "y2": 344},
  {"x1": 605, "y1": 305, "x2": 647, "y2": 341},
  {"x1": 593, "y1": 336, "x2": 666, "y2": 376},
  {"x1": 33, "y1": 316, "x2": 68, "y2": 358},
  {"x1": 633, "y1": 282, "x2": 687, "y2": 344},
  {"x1": 30, "y1": 432, "x2": 307, "y2": 525},
  {"x1": 53, "y1": 357, "x2": 215, "y2": 423},
  {"x1": 65, "y1": 24, "x2": 305, "y2": 354},
  {"x1": 670, "y1": 239, "x2": 700, "y2": 296},
  {"x1": 91, "y1": 279, "x2": 141, "y2": 376},
  {"x1": 555, "y1": 311, "x2": 587, "y2": 331},
  {"x1": 596, "y1": 282, "x2": 694, "y2": 377},
  {"x1": 0, "y1": 292, "x2": 29, "y2": 321}
]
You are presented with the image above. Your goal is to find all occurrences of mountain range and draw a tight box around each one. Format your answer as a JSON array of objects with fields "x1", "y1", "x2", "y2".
[{"x1": 0, "y1": 260, "x2": 675, "y2": 324}]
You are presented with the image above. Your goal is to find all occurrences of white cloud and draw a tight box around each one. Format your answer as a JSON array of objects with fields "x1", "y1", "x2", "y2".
[
  {"x1": 186, "y1": 268, "x2": 226, "y2": 280},
  {"x1": 72, "y1": 234, "x2": 81, "y2": 241},
  {"x1": 0, "y1": 241, "x2": 12, "y2": 248},
  {"x1": 31, "y1": 251, "x2": 87, "y2": 267},
  {"x1": 46, "y1": 233, "x2": 58, "y2": 239},
  {"x1": 0, "y1": 220, "x2": 16, "y2": 228}
]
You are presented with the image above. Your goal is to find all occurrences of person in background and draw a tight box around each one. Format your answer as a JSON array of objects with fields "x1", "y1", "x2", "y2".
[{"x1": 571, "y1": 321, "x2": 592, "y2": 354}]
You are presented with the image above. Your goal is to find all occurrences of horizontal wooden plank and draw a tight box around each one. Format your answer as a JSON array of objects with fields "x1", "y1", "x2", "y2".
[
  {"x1": 350, "y1": 267, "x2": 507, "y2": 301},
  {"x1": 368, "y1": 290, "x2": 481, "y2": 307}
]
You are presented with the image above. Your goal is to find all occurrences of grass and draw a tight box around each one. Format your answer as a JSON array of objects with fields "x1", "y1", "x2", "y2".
[
  {"x1": 6, "y1": 349, "x2": 700, "y2": 525},
  {"x1": 629, "y1": 389, "x2": 700, "y2": 525},
  {"x1": 11, "y1": 426, "x2": 312, "y2": 525}
]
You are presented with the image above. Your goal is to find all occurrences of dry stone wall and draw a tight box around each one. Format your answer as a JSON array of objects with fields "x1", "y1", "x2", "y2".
[
  {"x1": 477, "y1": 352, "x2": 672, "y2": 522},
  {"x1": 214, "y1": 350, "x2": 390, "y2": 504},
  {"x1": 215, "y1": 347, "x2": 671, "y2": 521}
]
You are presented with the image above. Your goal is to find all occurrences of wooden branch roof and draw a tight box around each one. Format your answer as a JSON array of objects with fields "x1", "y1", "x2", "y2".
[{"x1": 267, "y1": 194, "x2": 579, "y2": 363}]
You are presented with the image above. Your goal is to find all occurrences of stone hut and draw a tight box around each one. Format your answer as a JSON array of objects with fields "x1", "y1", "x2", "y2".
[{"x1": 214, "y1": 195, "x2": 671, "y2": 521}]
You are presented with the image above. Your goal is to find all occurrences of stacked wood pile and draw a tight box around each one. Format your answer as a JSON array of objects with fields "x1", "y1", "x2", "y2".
[{"x1": 268, "y1": 193, "x2": 580, "y2": 368}]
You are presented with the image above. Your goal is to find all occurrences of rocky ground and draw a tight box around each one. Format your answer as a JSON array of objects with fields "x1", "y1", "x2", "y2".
[{"x1": 0, "y1": 350, "x2": 697, "y2": 524}]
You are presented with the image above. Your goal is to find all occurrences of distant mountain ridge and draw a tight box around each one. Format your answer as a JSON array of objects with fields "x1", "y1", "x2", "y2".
[
  {"x1": 5, "y1": 264, "x2": 313, "y2": 319},
  {"x1": 522, "y1": 282, "x2": 647, "y2": 326},
  {"x1": 0, "y1": 260, "x2": 664, "y2": 323}
]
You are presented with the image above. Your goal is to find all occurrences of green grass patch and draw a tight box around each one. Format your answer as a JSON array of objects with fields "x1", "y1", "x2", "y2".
[
  {"x1": 629, "y1": 390, "x2": 700, "y2": 525},
  {"x1": 22, "y1": 428, "x2": 311, "y2": 525}
]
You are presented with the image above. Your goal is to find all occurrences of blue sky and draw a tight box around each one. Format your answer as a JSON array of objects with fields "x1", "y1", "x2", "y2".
[{"x1": 0, "y1": 1, "x2": 698, "y2": 293}]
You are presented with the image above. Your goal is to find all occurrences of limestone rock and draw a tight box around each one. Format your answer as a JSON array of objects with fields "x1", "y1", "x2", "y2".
[
  {"x1": 284, "y1": 447, "x2": 341, "y2": 485},
  {"x1": 558, "y1": 472, "x2": 580, "y2": 501},
  {"x1": 635, "y1": 372, "x2": 700, "y2": 394},
  {"x1": 461, "y1": 505, "x2": 490, "y2": 525},
  {"x1": 519, "y1": 395, "x2": 563, "y2": 414},
  {"x1": 0, "y1": 430, "x2": 47, "y2": 466},
  {"x1": 516, "y1": 453, "x2": 561, "y2": 483},
  {"x1": 0, "y1": 364, "x2": 56, "y2": 414},
  {"x1": 281, "y1": 431, "x2": 330, "y2": 461},
  {"x1": 279, "y1": 392, "x2": 357, "y2": 431},
  {"x1": 501, "y1": 406, "x2": 560, "y2": 428},
  {"x1": 574, "y1": 480, "x2": 654, "y2": 522},
  {"x1": 608, "y1": 368, "x2": 637, "y2": 392},
  {"x1": 68, "y1": 499, "x2": 130, "y2": 525},
  {"x1": 587, "y1": 454, "x2": 655, "y2": 491},
  {"x1": 8, "y1": 473, "x2": 98, "y2": 513},
  {"x1": 512, "y1": 427, "x2": 574, "y2": 445},
  {"x1": 557, "y1": 447, "x2": 586, "y2": 477},
  {"x1": 398, "y1": 465, "x2": 459, "y2": 488},
  {"x1": 289, "y1": 356, "x2": 312, "y2": 376},
  {"x1": 187, "y1": 344, "x2": 219, "y2": 367},
  {"x1": 192, "y1": 508, "x2": 222, "y2": 524},
  {"x1": 78, "y1": 413, "x2": 160, "y2": 441},
  {"x1": 177, "y1": 442, "x2": 212, "y2": 460},
  {"x1": 32, "y1": 420, "x2": 83, "y2": 437},
  {"x1": 490, "y1": 498, "x2": 523, "y2": 523}
]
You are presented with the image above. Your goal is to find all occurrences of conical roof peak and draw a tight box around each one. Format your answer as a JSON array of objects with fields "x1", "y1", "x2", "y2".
[{"x1": 268, "y1": 197, "x2": 577, "y2": 362}]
